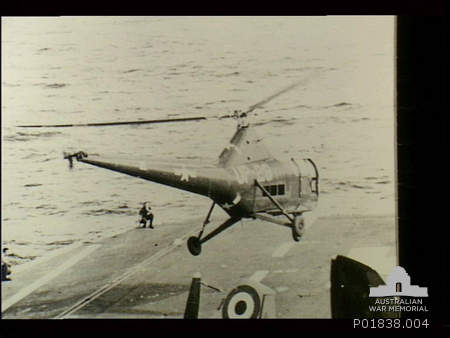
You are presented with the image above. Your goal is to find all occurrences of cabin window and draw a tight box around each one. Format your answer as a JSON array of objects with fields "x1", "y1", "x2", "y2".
[
  {"x1": 269, "y1": 185, "x2": 277, "y2": 196},
  {"x1": 263, "y1": 184, "x2": 286, "y2": 196}
]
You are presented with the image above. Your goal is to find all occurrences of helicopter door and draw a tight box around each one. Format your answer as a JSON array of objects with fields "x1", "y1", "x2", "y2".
[
  {"x1": 299, "y1": 159, "x2": 319, "y2": 199},
  {"x1": 290, "y1": 158, "x2": 302, "y2": 198},
  {"x1": 291, "y1": 158, "x2": 319, "y2": 199}
]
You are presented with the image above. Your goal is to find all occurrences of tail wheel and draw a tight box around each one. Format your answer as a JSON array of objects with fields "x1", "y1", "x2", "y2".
[
  {"x1": 187, "y1": 236, "x2": 202, "y2": 256},
  {"x1": 292, "y1": 215, "x2": 305, "y2": 242}
]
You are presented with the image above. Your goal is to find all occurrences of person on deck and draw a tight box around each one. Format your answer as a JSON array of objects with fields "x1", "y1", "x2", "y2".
[
  {"x1": 139, "y1": 202, "x2": 154, "y2": 229},
  {"x1": 1, "y1": 248, "x2": 11, "y2": 281}
]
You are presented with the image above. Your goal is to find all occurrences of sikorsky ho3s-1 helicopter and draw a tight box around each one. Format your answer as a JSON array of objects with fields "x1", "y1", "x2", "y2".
[{"x1": 18, "y1": 80, "x2": 319, "y2": 256}]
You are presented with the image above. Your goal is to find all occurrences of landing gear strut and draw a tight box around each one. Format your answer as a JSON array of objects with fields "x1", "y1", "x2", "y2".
[{"x1": 187, "y1": 202, "x2": 241, "y2": 256}]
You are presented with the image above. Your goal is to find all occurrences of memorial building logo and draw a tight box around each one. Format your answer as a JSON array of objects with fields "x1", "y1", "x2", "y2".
[
  {"x1": 368, "y1": 266, "x2": 428, "y2": 313},
  {"x1": 369, "y1": 266, "x2": 428, "y2": 297}
]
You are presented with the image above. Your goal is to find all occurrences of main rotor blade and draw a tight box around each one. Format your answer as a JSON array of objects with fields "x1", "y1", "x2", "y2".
[
  {"x1": 17, "y1": 116, "x2": 208, "y2": 128},
  {"x1": 245, "y1": 72, "x2": 319, "y2": 115}
]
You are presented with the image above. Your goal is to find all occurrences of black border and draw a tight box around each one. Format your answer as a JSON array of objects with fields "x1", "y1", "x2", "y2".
[
  {"x1": 397, "y1": 16, "x2": 447, "y2": 327},
  {"x1": 1, "y1": 10, "x2": 448, "y2": 335},
  {"x1": 0, "y1": 1, "x2": 446, "y2": 16}
]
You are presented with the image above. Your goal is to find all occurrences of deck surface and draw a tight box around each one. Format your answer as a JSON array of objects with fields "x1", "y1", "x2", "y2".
[{"x1": 1, "y1": 214, "x2": 396, "y2": 319}]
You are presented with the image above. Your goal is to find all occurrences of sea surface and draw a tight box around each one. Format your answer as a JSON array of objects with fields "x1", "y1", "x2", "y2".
[{"x1": 2, "y1": 16, "x2": 395, "y2": 267}]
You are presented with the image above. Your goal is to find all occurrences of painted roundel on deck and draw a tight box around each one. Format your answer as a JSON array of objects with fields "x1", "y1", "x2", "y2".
[{"x1": 222, "y1": 285, "x2": 261, "y2": 319}]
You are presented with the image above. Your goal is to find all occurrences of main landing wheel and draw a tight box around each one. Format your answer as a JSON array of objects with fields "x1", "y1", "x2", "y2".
[
  {"x1": 292, "y1": 215, "x2": 305, "y2": 242},
  {"x1": 187, "y1": 236, "x2": 202, "y2": 256}
]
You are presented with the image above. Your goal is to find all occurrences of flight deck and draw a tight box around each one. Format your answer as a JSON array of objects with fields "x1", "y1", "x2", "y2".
[{"x1": 2, "y1": 214, "x2": 395, "y2": 319}]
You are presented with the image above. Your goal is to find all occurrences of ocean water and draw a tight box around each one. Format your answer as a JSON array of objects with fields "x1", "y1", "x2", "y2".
[{"x1": 1, "y1": 16, "x2": 395, "y2": 266}]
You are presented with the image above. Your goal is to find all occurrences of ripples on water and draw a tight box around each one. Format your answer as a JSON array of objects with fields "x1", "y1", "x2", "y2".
[{"x1": 2, "y1": 16, "x2": 395, "y2": 266}]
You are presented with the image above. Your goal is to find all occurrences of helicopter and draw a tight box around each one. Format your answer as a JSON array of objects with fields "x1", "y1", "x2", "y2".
[{"x1": 18, "y1": 81, "x2": 319, "y2": 256}]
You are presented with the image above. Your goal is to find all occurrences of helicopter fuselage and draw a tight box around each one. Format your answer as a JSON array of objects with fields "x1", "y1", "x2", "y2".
[{"x1": 71, "y1": 124, "x2": 319, "y2": 221}]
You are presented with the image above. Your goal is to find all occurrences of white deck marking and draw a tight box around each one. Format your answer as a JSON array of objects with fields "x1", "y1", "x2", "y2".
[
  {"x1": 173, "y1": 238, "x2": 183, "y2": 246},
  {"x1": 297, "y1": 240, "x2": 321, "y2": 245},
  {"x1": 12, "y1": 242, "x2": 83, "y2": 274},
  {"x1": 2, "y1": 244, "x2": 100, "y2": 312},
  {"x1": 272, "y1": 242, "x2": 296, "y2": 258},
  {"x1": 249, "y1": 270, "x2": 269, "y2": 282},
  {"x1": 275, "y1": 286, "x2": 289, "y2": 293},
  {"x1": 273, "y1": 268, "x2": 299, "y2": 274},
  {"x1": 54, "y1": 227, "x2": 199, "y2": 319}
]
